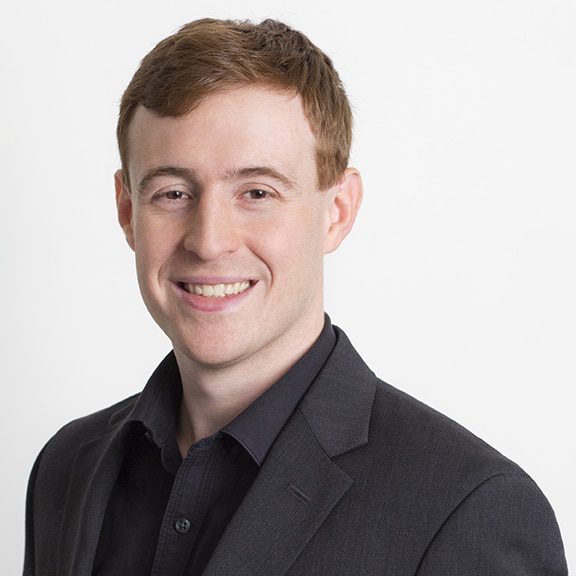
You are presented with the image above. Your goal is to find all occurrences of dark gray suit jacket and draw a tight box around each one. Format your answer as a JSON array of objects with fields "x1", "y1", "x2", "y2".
[{"x1": 24, "y1": 328, "x2": 568, "y2": 575}]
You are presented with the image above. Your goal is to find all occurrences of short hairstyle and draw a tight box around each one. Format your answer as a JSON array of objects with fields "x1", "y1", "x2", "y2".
[{"x1": 117, "y1": 18, "x2": 353, "y2": 190}]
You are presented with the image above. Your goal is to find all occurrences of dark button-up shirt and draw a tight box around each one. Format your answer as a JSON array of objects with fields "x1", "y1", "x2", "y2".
[{"x1": 92, "y1": 317, "x2": 336, "y2": 575}]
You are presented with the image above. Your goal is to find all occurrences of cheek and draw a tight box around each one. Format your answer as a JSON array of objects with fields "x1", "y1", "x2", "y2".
[
  {"x1": 289, "y1": 203, "x2": 331, "y2": 258},
  {"x1": 133, "y1": 217, "x2": 180, "y2": 278},
  {"x1": 250, "y1": 210, "x2": 327, "y2": 277}
]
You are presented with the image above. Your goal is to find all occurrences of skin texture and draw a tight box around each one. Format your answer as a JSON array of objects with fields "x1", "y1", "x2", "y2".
[{"x1": 116, "y1": 87, "x2": 362, "y2": 443}]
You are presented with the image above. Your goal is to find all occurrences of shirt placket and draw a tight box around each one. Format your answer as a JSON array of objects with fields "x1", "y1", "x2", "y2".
[{"x1": 150, "y1": 436, "x2": 222, "y2": 576}]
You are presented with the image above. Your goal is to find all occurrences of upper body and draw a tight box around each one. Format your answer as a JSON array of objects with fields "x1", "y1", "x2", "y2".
[
  {"x1": 24, "y1": 323, "x2": 567, "y2": 575},
  {"x1": 24, "y1": 17, "x2": 567, "y2": 575}
]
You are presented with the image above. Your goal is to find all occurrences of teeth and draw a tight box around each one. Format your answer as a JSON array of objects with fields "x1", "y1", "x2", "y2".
[{"x1": 184, "y1": 281, "x2": 251, "y2": 298}]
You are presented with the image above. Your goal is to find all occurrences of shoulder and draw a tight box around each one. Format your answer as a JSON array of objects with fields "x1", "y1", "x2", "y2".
[
  {"x1": 340, "y1": 364, "x2": 533, "y2": 508},
  {"x1": 317, "y1": 331, "x2": 567, "y2": 571},
  {"x1": 32, "y1": 393, "x2": 139, "y2": 484},
  {"x1": 44, "y1": 394, "x2": 139, "y2": 452},
  {"x1": 371, "y1": 377, "x2": 519, "y2": 477},
  {"x1": 328, "y1": 326, "x2": 522, "y2": 480},
  {"x1": 377, "y1": 386, "x2": 568, "y2": 573}
]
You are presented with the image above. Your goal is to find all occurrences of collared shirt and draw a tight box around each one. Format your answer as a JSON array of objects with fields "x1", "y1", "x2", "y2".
[{"x1": 93, "y1": 317, "x2": 336, "y2": 576}]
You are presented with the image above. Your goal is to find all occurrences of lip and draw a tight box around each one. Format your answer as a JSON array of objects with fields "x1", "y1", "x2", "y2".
[
  {"x1": 177, "y1": 276, "x2": 252, "y2": 285},
  {"x1": 171, "y1": 278, "x2": 256, "y2": 312}
]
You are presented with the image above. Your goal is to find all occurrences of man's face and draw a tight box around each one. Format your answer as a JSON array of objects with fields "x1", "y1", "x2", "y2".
[{"x1": 117, "y1": 87, "x2": 360, "y2": 373}]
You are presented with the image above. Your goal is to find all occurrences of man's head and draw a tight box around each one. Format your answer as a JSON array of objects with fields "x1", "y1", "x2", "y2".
[
  {"x1": 115, "y1": 19, "x2": 362, "y2": 377},
  {"x1": 117, "y1": 18, "x2": 352, "y2": 190}
]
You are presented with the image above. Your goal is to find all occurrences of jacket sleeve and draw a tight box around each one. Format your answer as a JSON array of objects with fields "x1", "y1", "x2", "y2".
[
  {"x1": 23, "y1": 448, "x2": 45, "y2": 576},
  {"x1": 416, "y1": 472, "x2": 568, "y2": 575}
]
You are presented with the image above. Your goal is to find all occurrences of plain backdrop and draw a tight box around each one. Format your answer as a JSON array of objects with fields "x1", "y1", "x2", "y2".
[{"x1": 1, "y1": 0, "x2": 574, "y2": 573}]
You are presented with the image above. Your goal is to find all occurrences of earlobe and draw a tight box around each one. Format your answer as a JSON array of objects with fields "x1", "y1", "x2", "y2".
[
  {"x1": 115, "y1": 169, "x2": 135, "y2": 250},
  {"x1": 324, "y1": 168, "x2": 363, "y2": 254}
]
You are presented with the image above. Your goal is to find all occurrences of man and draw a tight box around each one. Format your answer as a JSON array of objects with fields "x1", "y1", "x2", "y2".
[{"x1": 24, "y1": 18, "x2": 567, "y2": 575}]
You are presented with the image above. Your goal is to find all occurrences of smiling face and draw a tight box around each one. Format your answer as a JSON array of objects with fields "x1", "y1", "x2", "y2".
[{"x1": 116, "y1": 87, "x2": 361, "y2": 377}]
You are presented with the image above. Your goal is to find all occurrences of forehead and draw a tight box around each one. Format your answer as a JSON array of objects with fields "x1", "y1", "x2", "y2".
[{"x1": 125, "y1": 88, "x2": 318, "y2": 185}]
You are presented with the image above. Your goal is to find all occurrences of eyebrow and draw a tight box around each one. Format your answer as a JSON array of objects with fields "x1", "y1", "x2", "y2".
[
  {"x1": 136, "y1": 166, "x2": 196, "y2": 195},
  {"x1": 223, "y1": 166, "x2": 298, "y2": 190},
  {"x1": 135, "y1": 164, "x2": 298, "y2": 195}
]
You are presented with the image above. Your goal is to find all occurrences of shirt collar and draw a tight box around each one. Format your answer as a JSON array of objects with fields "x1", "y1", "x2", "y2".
[
  {"x1": 119, "y1": 352, "x2": 182, "y2": 449},
  {"x1": 120, "y1": 315, "x2": 336, "y2": 467},
  {"x1": 222, "y1": 316, "x2": 336, "y2": 465}
]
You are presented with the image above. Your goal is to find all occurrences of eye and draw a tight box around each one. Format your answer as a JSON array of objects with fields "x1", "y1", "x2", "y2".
[
  {"x1": 151, "y1": 188, "x2": 193, "y2": 204},
  {"x1": 162, "y1": 190, "x2": 190, "y2": 201},
  {"x1": 243, "y1": 188, "x2": 274, "y2": 200},
  {"x1": 149, "y1": 186, "x2": 194, "y2": 211}
]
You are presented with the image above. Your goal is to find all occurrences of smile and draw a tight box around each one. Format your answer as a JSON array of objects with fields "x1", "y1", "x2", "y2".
[{"x1": 179, "y1": 281, "x2": 252, "y2": 298}]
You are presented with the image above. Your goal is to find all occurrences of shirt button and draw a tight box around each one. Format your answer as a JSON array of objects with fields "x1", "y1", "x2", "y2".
[{"x1": 174, "y1": 517, "x2": 191, "y2": 534}]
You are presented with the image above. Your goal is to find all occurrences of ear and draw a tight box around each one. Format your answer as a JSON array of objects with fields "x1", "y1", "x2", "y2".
[
  {"x1": 115, "y1": 169, "x2": 135, "y2": 250},
  {"x1": 323, "y1": 167, "x2": 363, "y2": 254}
]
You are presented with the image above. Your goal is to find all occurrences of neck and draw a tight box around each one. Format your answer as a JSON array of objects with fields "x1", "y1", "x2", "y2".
[{"x1": 174, "y1": 315, "x2": 325, "y2": 455}]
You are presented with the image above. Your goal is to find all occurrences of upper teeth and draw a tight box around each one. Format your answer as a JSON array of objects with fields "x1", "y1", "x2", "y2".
[{"x1": 184, "y1": 281, "x2": 251, "y2": 298}]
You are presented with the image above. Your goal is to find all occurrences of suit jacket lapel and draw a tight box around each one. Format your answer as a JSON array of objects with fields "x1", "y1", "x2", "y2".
[
  {"x1": 56, "y1": 414, "x2": 127, "y2": 576},
  {"x1": 203, "y1": 409, "x2": 353, "y2": 576},
  {"x1": 203, "y1": 328, "x2": 377, "y2": 576}
]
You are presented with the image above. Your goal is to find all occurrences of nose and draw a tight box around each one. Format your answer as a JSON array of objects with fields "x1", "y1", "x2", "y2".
[{"x1": 182, "y1": 192, "x2": 239, "y2": 261}]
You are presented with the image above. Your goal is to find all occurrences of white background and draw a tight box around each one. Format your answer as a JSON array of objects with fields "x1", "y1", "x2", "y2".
[{"x1": 1, "y1": 0, "x2": 574, "y2": 573}]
